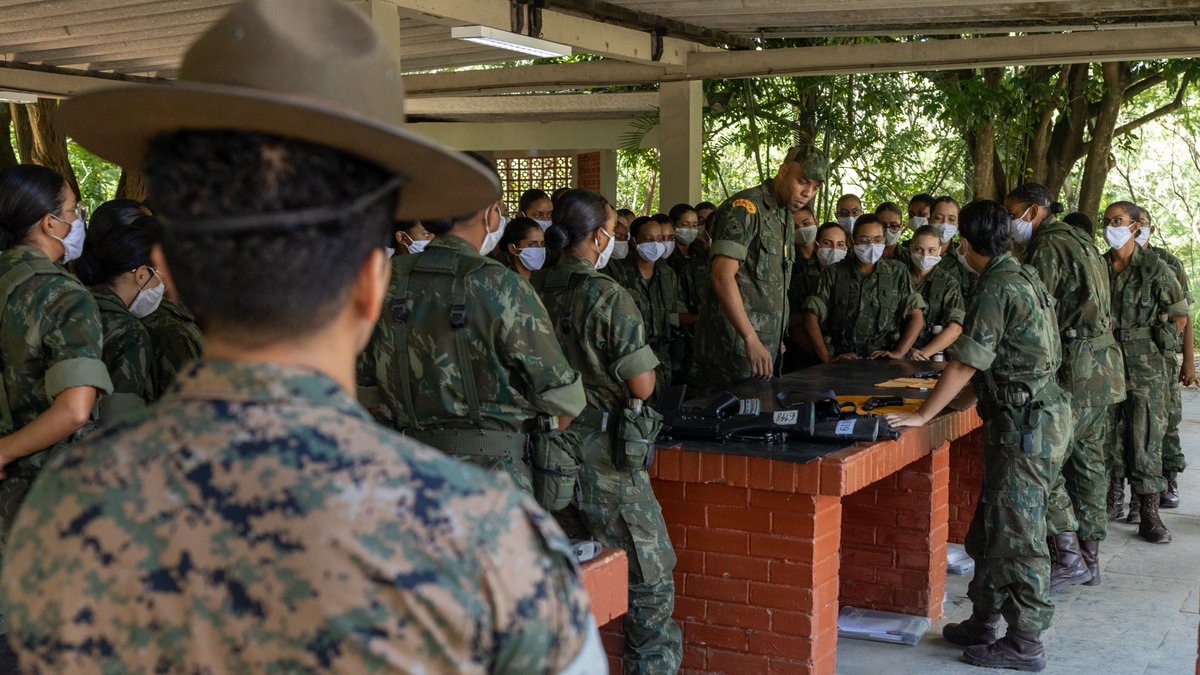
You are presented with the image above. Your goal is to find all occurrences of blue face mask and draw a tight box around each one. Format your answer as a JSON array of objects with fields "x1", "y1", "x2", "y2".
[{"x1": 517, "y1": 247, "x2": 546, "y2": 271}]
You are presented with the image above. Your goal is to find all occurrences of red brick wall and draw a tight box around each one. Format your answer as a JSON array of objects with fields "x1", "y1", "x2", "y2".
[
  {"x1": 947, "y1": 429, "x2": 984, "y2": 544},
  {"x1": 577, "y1": 151, "x2": 601, "y2": 193}
]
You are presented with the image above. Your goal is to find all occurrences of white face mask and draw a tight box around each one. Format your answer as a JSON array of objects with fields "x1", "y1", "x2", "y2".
[
  {"x1": 1135, "y1": 228, "x2": 1151, "y2": 247},
  {"x1": 675, "y1": 228, "x2": 699, "y2": 246},
  {"x1": 816, "y1": 247, "x2": 847, "y2": 267},
  {"x1": 796, "y1": 225, "x2": 818, "y2": 246},
  {"x1": 912, "y1": 253, "x2": 942, "y2": 272},
  {"x1": 534, "y1": 219, "x2": 553, "y2": 231},
  {"x1": 384, "y1": 246, "x2": 396, "y2": 258},
  {"x1": 1009, "y1": 207, "x2": 1034, "y2": 244},
  {"x1": 1104, "y1": 226, "x2": 1134, "y2": 250},
  {"x1": 129, "y1": 273, "x2": 165, "y2": 318},
  {"x1": 935, "y1": 223, "x2": 958, "y2": 244},
  {"x1": 908, "y1": 216, "x2": 929, "y2": 230},
  {"x1": 663, "y1": 240, "x2": 676, "y2": 258},
  {"x1": 636, "y1": 242, "x2": 664, "y2": 263},
  {"x1": 612, "y1": 240, "x2": 629, "y2": 260},
  {"x1": 884, "y1": 228, "x2": 903, "y2": 246},
  {"x1": 837, "y1": 216, "x2": 857, "y2": 233},
  {"x1": 853, "y1": 243, "x2": 885, "y2": 265},
  {"x1": 594, "y1": 229, "x2": 616, "y2": 270},
  {"x1": 50, "y1": 214, "x2": 86, "y2": 263},
  {"x1": 517, "y1": 247, "x2": 546, "y2": 271},
  {"x1": 957, "y1": 245, "x2": 979, "y2": 275},
  {"x1": 480, "y1": 209, "x2": 504, "y2": 256},
  {"x1": 406, "y1": 239, "x2": 429, "y2": 254}
]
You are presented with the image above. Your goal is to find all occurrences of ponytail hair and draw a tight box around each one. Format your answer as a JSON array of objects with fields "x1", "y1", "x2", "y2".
[
  {"x1": 1007, "y1": 183, "x2": 1065, "y2": 215},
  {"x1": 544, "y1": 189, "x2": 611, "y2": 252},
  {"x1": 0, "y1": 164, "x2": 68, "y2": 251}
]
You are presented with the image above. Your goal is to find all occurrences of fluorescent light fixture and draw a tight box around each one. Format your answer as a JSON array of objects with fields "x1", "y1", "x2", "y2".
[
  {"x1": 0, "y1": 91, "x2": 38, "y2": 104},
  {"x1": 451, "y1": 25, "x2": 572, "y2": 58}
]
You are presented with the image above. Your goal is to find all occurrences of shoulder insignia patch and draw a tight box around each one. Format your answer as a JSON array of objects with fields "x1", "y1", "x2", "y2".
[{"x1": 731, "y1": 199, "x2": 757, "y2": 215}]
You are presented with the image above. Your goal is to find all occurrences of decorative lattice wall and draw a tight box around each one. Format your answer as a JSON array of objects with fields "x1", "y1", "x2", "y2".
[{"x1": 497, "y1": 155, "x2": 574, "y2": 215}]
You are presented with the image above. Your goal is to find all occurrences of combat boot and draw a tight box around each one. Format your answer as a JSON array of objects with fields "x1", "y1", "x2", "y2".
[
  {"x1": 1079, "y1": 540, "x2": 1100, "y2": 586},
  {"x1": 1106, "y1": 477, "x2": 1125, "y2": 520},
  {"x1": 1160, "y1": 471, "x2": 1180, "y2": 509},
  {"x1": 1049, "y1": 532, "x2": 1091, "y2": 591},
  {"x1": 942, "y1": 611, "x2": 1001, "y2": 647},
  {"x1": 1138, "y1": 493, "x2": 1172, "y2": 544},
  {"x1": 962, "y1": 629, "x2": 1046, "y2": 672},
  {"x1": 1124, "y1": 491, "x2": 1140, "y2": 525}
]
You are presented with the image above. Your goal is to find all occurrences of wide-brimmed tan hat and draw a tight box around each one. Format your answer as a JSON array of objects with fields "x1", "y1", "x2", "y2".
[{"x1": 57, "y1": 0, "x2": 498, "y2": 221}]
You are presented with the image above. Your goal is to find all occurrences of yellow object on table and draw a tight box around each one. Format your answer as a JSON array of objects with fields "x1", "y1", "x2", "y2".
[
  {"x1": 837, "y1": 395, "x2": 925, "y2": 416},
  {"x1": 876, "y1": 377, "x2": 938, "y2": 390}
]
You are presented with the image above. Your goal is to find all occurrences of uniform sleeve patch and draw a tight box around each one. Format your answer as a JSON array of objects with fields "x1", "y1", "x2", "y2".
[{"x1": 731, "y1": 199, "x2": 757, "y2": 215}]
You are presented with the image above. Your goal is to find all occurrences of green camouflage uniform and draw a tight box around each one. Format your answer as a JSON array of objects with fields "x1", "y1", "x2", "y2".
[
  {"x1": 906, "y1": 258, "x2": 966, "y2": 350},
  {"x1": 90, "y1": 286, "x2": 157, "y2": 425},
  {"x1": 0, "y1": 245, "x2": 113, "y2": 552},
  {"x1": 1023, "y1": 217, "x2": 1126, "y2": 542},
  {"x1": 666, "y1": 247, "x2": 709, "y2": 381},
  {"x1": 607, "y1": 255, "x2": 681, "y2": 402},
  {"x1": 691, "y1": 181, "x2": 794, "y2": 389},
  {"x1": 359, "y1": 235, "x2": 585, "y2": 494},
  {"x1": 787, "y1": 251, "x2": 822, "y2": 332},
  {"x1": 538, "y1": 254, "x2": 681, "y2": 674},
  {"x1": 0, "y1": 360, "x2": 593, "y2": 673},
  {"x1": 947, "y1": 252, "x2": 1068, "y2": 633},
  {"x1": 936, "y1": 248, "x2": 978, "y2": 298},
  {"x1": 803, "y1": 256, "x2": 926, "y2": 357},
  {"x1": 142, "y1": 297, "x2": 205, "y2": 396},
  {"x1": 1104, "y1": 247, "x2": 1188, "y2": 495},
  {"x1": 1148, "y1": 245, "x2": 1191, "y2": 473}
]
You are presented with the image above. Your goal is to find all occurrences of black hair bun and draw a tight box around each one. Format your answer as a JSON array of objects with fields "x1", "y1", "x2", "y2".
[
  {"x1": 544, "y1": 223, "x2": 570, "y2": 251},
  {"x1": 73, "y1": 251, "x2": 103, "y2": 286},
  {"x1": 1050, "y1": 201, "x2": 1065, "y2": 215}
]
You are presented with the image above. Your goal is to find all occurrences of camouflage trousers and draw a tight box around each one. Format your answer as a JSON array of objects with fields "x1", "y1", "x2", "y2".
[
  {"x1": 1106, "y1": 387, "x2": 1169, "y2": 496},
  {"x1": 1046, "y1": 403, "x2": 1109, "y2": 541},
  {"x1": 572, "y1": 427, "x2": 682, "y2": 675},
  {"x1": 967, "y1": 398, "x2": 1069, "y2": 633},
  {"x1": 1161, "y1": 352, "x2": 1188, "y2": 473}
]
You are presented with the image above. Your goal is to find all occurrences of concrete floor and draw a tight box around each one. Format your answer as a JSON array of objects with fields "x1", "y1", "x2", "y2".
[{"x1": 838, "y1": 389, "x2": 1200, "y2": 675}]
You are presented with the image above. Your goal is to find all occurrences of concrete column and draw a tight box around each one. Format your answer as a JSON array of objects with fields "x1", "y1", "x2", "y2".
[
  {"x1": 600, "y1": 150, "x2": 618, "y2": 204},
  {"x1": 367, "y1": 0, "x2": 403, "y2": 69},
  {"x1": 658, "y1": 80, "x2": 703, "y2": 210}
]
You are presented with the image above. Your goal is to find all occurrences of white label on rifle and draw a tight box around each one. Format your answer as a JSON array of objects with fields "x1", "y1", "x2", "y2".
[
  {"x1": 773, "y1": 410, "x2": 798, "y2": 425},
  {"x1": 738, "y1": 399, "x2": 761, "y2": 415},
  {"x1": 835, "y1": 419, "x2": 857, "y2": 436}
]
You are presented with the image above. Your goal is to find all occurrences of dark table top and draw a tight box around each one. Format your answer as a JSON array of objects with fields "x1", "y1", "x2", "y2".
[{"x1": 660, "y1": 359, "x2": 974, "y2": 463}]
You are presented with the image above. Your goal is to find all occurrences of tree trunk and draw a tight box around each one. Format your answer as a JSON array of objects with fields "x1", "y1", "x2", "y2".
[
  {"x1": 643, "y1": 168, "x2": 657, "y2": 216},
  {"x1": 10, "y1": 103, "x2": 33, "y2": 164},
  {"x1": 1042, "y1": 64, "x2": 1091, "y2": 196},
  {"x1": 25, "y1": 98, "x2": 80, "y2": 197},
  {"x1": 1077, "y1": 62, "x2": 1127, "y2": 219},
  {"x1": 971, "y1": 68, "x2": 1001, "y2": 201},
  {"x1": 1023, "y1": 66, "x2": 1065, "y2": 185},
  {"x1": 116, "y1": 169, "x2": 150, "y2": 203},
  {"x1": 0, "y1": 106, "x2": 16, "y2": 170}
]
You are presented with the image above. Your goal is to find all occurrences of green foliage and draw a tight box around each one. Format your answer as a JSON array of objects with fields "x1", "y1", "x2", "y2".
[{"x1": 67, "y1": 142, "x2": 120, "y2": 212}]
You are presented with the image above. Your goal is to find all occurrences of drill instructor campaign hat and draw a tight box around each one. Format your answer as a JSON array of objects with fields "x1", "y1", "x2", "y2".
[{"x1": 56, "y1": 0, "x2": 498, "y2": 221}]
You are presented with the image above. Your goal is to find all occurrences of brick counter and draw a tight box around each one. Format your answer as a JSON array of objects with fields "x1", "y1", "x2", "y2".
[{"x1": 603, "y1": 405, "x2": 982, "y2": 675}]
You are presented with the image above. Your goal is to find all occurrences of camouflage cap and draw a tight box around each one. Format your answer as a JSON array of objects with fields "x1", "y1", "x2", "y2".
[{"x1": 784, "y1": 146, "x2": 829, "y2": 183}]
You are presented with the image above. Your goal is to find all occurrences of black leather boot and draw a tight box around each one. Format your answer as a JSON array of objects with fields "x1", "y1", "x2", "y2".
[
  {"x1": 1160, "y1": 471, "x2": 1180, "y2": 509},
  {"x1": 1106, "y1": 477, "x2": 1125, "y2": 520},
  {"x1": 1049, "y1": 532, "x2": 1091, "y2": 591},
  {"x1": 1139, "y1": 493, "x2": 1173, "y2": 544},
  {"x1": 1079, "y1": 540, "x2": 1100, "y2": 586},
  {"x1": 943, "y1": 611, "x2": 1001, "y2": 647},
  {"x1": 962, "y1": 629, "x2": 1047, "y2": 672},
  {"x1": 1124, "y1": 491, "x2": 1141, "y2": 525}
]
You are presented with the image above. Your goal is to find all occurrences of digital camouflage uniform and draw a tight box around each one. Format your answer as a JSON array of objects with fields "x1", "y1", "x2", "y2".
[
  {"x1": 947, "y1": 252, "x2": 1069, "y2": 633},
  {"x1": 1023, "y1": 217, "x2": 1126, "y2": 542},
  {"x1": 607, "y1": 255, "x2": 681, "y2": 402},
  {"x1": 906, "y1": 257, "x2": 966, "y2": 350},
  {"x1": 142, "y1": 297, "x2": 205, "y2": 396},
  {"x1": 1104, "y1": 247, "x2": 1188, "y2": 495},
  {"x1": 690, "y1": 181, "x2": 795, "y2": 390},
  {"x1": 0, "y1": 360, "x2": 593, "y2": 674},
  {"x1": 359, "y1": 235, "x2": 585, "y2": 494},
  {"x1": 538, "y1": 254, "x2": 681, "y2": 675},
  {"x1": 90, "y1": 286, "x2": 157, "y2": 425},
  {"x1": 666, "y1": 247, "x2": 709, "y2": 381},
  {"x1": 937, "y1": 247, "x2": 978, "y2": 299},
  {"x1": 803, "y1": 256, "x2": 926, "y2": 357},
  {"x1": 1148, "y1": 245, "x2": 1191, "y2": 474}
]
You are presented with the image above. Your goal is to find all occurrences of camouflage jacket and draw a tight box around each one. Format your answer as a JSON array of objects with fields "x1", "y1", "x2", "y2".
[
  {"x1": 905, "y1": 257, "x2": 966, "y2": 348},
  {"x1": 360, "y1": 235, "x2": 584, "y2": 432},
  {"x1": 537, "y1": 254, "x2": 659, "y2": 413},
  {"x1": 691, "y1": 181, "x2": 795, "y2": 382},
  {"x1": 804, "y1": 256, "x2": 926, "y2": 357},
  {"x1": 1106, "y1": 246, "x2": 1189, "y2": 389},
  {"x1": 142, "y1": 297, "x2": 205, "y2": 396},
  {"x1": 787, "y1": 251, "x2": 822, "y2": 330},
  {"x1": 666, "y1": 248, "x2": 710, "y2": 315},
  {"x1": 0, "y1": 360, "x2": 593, "y2": 674},
  {"x1": 1148, "y1": 244, "x2": 1193, "y2": 305},
  {"x1": 90, "y1": 286, "x2": 156, "y2": 424},
  {"x1": 1024, "y1": 217, "x2": 1126, "y2": 406},
  {"x1": 607, "y1": 255, "x2": 681, "y2": 368},
  {"x1": 0, "y1": 246, "x2": 112, "y2": 439},
  {"x1": 935, "y1": 249, "x2": 977, "y2": 299},
  {"x1": 948, "y1": 253, "x2": 1062, "y2": 406}
]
